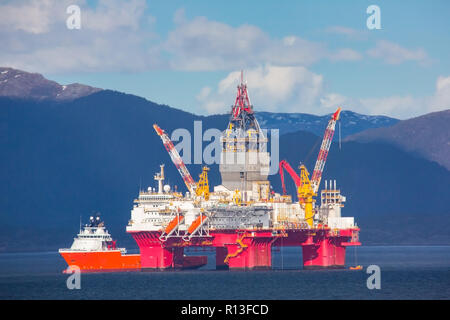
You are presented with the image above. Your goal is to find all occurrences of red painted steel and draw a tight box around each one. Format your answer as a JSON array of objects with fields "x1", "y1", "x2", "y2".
[
  {"x1": 60, "y1": 250, "x2": 141, "y2": 272},
  {"x1": 279, "y1": 160, "x2": 301, "y2": 195},
  {"x1": 128, "y1": 227, "x2": 360, "y2": 270}
]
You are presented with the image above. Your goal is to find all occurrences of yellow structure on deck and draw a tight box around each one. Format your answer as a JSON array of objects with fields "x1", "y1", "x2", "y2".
[
  {"x1": 196, "y1": 166, "x2": 210, "y2": 200},
  {"x1": 298, "y1": 165, "x2": 317, "y2": 227},
  {"x1": 233, "y1": 189, "x2": 242, "y2": 206}
]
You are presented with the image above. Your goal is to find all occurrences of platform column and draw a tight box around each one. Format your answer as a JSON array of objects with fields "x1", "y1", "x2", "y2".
[
  {"x1": 330, "y1": 239, "x2": 346, "y2": 267},
  {"x1": 225, "y1": 238, "x2": 273, "y2": 270},
  {"x1": 215, "y1": 247, "x2": 229, "y2": 270},
  {"x1": 140, "y1": 245, "x2": 184, "y2": 269},
  {"x1": 302, "y1": 238, "x2": 346, "y2": 269}
]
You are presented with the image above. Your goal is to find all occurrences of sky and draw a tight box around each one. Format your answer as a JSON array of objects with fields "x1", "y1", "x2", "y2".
[{"x1": 0, "y1": 0, "x2": 449, "y2": 119}]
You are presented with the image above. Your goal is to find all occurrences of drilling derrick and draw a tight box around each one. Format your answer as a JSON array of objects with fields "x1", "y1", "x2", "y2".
[{"x1": 219, "y1": 71, "x2": 270, "y2": 200}]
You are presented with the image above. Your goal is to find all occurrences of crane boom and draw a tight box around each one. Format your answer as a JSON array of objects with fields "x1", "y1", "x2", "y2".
[
  {"x1": 279, "y1": 160, "x2": 301, "y2": 195},
  {"x1": 153, "y1": 124, "x2": 197, "y2": 195},
  {"x1": 311, "y1": 107, "x2": 341, "y2": 193}
]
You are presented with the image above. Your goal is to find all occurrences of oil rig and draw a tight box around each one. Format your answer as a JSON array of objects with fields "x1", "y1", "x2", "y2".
[{"x1": 126, "y1": 72, "x2": 360, "y2": 270}]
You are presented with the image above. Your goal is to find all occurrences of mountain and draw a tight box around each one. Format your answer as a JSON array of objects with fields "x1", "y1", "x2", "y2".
[
  {"x1": 0, "y1": 91, "x2": 225, "y2": 252},
  {"x1": 346, "y1": 110, "x2": 450, "y2": 171},
  {"x1": 2, "y1": 90, "x2": 450, "y2": 252},
  {"x1": 0, "y1": 67, "x2": 101, "y2": 101},
  {"x1": 0, "y1": 67, "x2": 399, "y2": 138},
  {"x1": 1, "y1": 68, "x2": 449, "y2": 251},
  {"x1": 255, "y1": 110, "x2": 399, "y2": 138}
]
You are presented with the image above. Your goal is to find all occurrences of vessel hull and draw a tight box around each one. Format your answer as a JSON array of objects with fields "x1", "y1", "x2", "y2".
[
  {"x1": 59, "y1": 250, "x2": 141, "y2": 272},
  {"x1": 128, "y1": 227, "x2": 360, "y2": 270}
]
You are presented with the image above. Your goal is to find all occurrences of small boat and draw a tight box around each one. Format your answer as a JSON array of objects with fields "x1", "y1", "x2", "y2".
[{"x1": 349, "y1": 265, "x2": 363, "y2": 270}]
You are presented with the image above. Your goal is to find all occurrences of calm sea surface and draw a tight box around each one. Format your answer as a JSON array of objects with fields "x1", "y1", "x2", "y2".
[{"x1": 0, "y1": 246, "x2": 449, "y2": 299}]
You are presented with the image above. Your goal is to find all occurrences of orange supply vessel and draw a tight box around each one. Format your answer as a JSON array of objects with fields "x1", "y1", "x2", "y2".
[{"x1": 59, "y1": 215, "x2": 140, "y2": 273}]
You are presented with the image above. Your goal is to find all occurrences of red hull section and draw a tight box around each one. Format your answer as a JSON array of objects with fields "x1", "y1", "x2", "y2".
[
  {"x1": 129, "y1": 227, "x2": 360, "y2": 270},
  {"x1": 130, "y1": 232, "x2": 208, "y2": 269},
  {"x1": 60, "y1": 251, "x2": 141, "y2": 272}
]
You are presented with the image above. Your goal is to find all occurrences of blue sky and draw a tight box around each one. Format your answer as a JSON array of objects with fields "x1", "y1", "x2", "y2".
[{"x1": 1, "y1": 0, "x2": 449, "y2": 118}]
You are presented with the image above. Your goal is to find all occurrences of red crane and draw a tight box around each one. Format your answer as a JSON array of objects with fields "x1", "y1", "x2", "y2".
[
  {"x1": 310, "y1": 107, "x2": 341, "y2": 193},
  {"x1": 279, "y1": 160, "x2": 301, "y2": 195},
  {"x1": 153, "y1": 124, "x2": 197, "y2": 195},
  {"x1": 278, "y1": 107, "x2": 342, "y2": 195}
]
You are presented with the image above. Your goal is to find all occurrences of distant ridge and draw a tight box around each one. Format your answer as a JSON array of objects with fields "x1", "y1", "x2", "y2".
[
  {"x1": 255, "y1": 110, "x2": 399, "y2": 138},
  {"x1": 346, "y1": 109, "x2": 450, "y2": 171},
  {"x1": 0, "y1": 67, "x2": 101, "y2": 101},
  {"x1": 2, "y1": 90, "x2": 450, "y2": 250}
]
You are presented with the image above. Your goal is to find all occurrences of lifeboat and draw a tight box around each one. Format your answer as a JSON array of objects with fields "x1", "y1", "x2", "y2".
[{"x1": 349, "y1": 265, "x2": 363, "y2": 270}]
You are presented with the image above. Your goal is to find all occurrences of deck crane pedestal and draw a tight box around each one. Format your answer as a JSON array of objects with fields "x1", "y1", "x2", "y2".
[{"x1": 195, "y1": 166, "x2": 210, "y2": 200}]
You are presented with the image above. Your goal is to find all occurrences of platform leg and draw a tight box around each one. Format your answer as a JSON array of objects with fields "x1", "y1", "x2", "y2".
[
  {"x1": 302, "y1": 238, "x2": 346, "y2": 269},
  {"x1": 139, "y1": 245, "x2": 184, "y2": 269},
  {"x1": 215, "y1": 247, "x2": 229, "y2": 270},
  {"x1": 226, "y1": 239, "x2": 273, "y2": 270}
]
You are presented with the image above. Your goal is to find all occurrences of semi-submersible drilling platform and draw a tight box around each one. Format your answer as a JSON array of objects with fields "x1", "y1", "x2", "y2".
[{"x1": 126, "y1": 73, "x2": 361, "y2": 270}]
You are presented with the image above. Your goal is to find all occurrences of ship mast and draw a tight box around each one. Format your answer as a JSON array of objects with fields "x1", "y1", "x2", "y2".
[{"x1": 154, "y1": 164, "x2": 165, "y2": 194}]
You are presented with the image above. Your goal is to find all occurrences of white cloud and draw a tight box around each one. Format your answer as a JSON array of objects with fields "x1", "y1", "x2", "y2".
[
  {"x1": 0, "y1": 3, "x2": 445, "y2": 119},
  {"x1": 82, "y1": 0, "x2": 148, "y2": 32},
  {"x1": 322, "y1": 76, "x2": 450, "y2": 119},
  {"x1": 196, "y1": 86, "x2": 212, "y2": 101},
  {"x1": 173, "y1": 8, "x2": 187, "y2": 25},
  {"x1": 367, "y1": 40, "x2": 430, "y2": 65},
  {"x1": 164, "y1": 15, "x2": 363, "y2": 71},
  {"x1": 0, "y1": 0, "x2": 147, "y2": 34},
  {"x1": 325, "y1": 26, "x2": 368, "y2": 40},
  {"x1": 0, "y1": 0, "x2": 159, "y2": 73},
  {"x1": 358, "y1": 96, "x2": 419, "y2": 117},
  {"x1": 429, "y1": 76, "x2": 450, "y2": 112},
  {"x1": 349, "y1": 76, "x2": 450, "y2": 118},
  {"x1": 329, "y1": 48, "x2": 363, "y2": 62},
  {"x1": 0, "y1": 4, "x2": 367, "y2": 75},
  {"x1": 0, "y1": 0, "x2": 64, "y2": 34},
  {"x1": 199, "y1": 65, "x2": 449, "y2": 119},
  {"x1": 320, "y1": 93, "x2": 348, "y2": 109},
  {"x1": 196, "y1": 65, "x2": 325, "y2": 114}
]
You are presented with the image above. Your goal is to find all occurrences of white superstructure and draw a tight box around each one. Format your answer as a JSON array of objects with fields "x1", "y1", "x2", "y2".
[
  {"x1": 59, "y1": 216, "x2": 126, "y2": 253},
  {"x1": 126, "y1": 165, "x2": 356, "y2": 240}
]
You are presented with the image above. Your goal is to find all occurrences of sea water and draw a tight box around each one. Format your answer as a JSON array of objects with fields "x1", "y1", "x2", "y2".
[{"x1": 0, "y1": 246, "x2": 449, "y2": 299}]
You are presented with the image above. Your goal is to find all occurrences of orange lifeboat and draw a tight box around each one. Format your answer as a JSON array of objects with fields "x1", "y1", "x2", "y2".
[
  {"x1": 349, "y1": 265, "x2": 363, "y2": 270},
  {"x1": 165, "y1": 216, "x2": 184, "y2": 234},
  {"x1": 187, "y1": 215, "x2": 207, "y2": 234}
]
